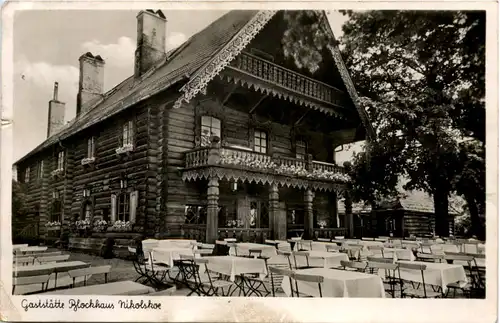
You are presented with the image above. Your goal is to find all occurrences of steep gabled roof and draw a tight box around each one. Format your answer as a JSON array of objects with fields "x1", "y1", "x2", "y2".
[
  {"x1": 377, "y1": 190, "x2": 462, "y2": 215},
  {"x1": 15, "y1": 10, "x2": 259, "y2": 164},
  {"x1": 15, "y1": 10, "x2": 374, "y2": 165}
]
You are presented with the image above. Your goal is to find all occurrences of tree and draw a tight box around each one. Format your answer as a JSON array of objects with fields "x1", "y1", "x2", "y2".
[
  {"x1": 12, "y1": 179, "x2": 27, "y2": 218},
  {"x1": 281, "y1": 10, "x2": 485, "y2": 236}
]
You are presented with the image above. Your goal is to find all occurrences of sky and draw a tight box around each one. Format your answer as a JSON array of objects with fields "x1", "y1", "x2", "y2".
[{"x1": 12, "y1": 10, "x2": 363, "y2": 163}]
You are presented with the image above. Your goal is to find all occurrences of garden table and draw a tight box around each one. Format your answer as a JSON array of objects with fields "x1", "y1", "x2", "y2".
[
  {"x1": 42, "y1": 280, "x2": 155, "y2": 295},
  {"x1": 16, "y1": 246, "x2": 48, "y2": 254},
  {"x1": 382, "y1": 247, "x2": 416, "y2": 261},
  {"x1": 310, "y1": 241, "x2": 340, "y2": 251},
  {"x1": 152, "y1": 247, "x2": 195, "y2": 267},
  {"x1": 231, "y1": 243, "x2": 277, "y2": 258},
  {"x1": 157, "y1": 239, "x2": 197, "y2": 250},
  {"x1": 294, "y1": 250, "x2": 349, "y2": 268},
  {"x1": 204, "y1": 256, "x2": 268, "y2": 282},
  {"x1": 396, "y1": 260, "x2": 467, "y2": 293},
  {"x1": 281, "y1": 268, "x2": 386, "y2": 298}
]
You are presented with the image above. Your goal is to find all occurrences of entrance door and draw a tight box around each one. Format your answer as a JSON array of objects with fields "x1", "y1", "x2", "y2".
[{"x1": 237, "y1": 197, "x2": 269, "y2": 229}]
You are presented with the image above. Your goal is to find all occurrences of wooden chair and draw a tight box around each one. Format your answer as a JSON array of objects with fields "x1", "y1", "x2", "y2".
[
  {"x1": 291, "y1": 251, "x2": 314, "y2": 269},
  {"x1": 276, "y1": 250, "x2": 293, "y2": 269},
  {"x1": 68, "y1": 265, "x2": 112, "y2": 287},
  {"x1": 367, "y1": 261, "x2": 401, "y2": 298},
  {"x1": 340, "y1": 260, "x2": 368, "y2": 272},
  {"x1": 291, "y1": 273, "x2": 324, "y2": 298},
  {"x1": 264, "y1": 240, "x2": 280, "y2": 249},
  {"x1": 149, "y1": 286, "x2": 177, "y2": 296},
  {"x1": 367, "y1": 245, "x2": 385, "y2": 258},
  {"x1": 12, "y1": 268, "x2": 54, "y2": 294},
  {"x1": 248, "y1": 249, "x2": 262, "y2": 258},
  {"x1": 194, "y1": 258, "x2": 235, "y2": 297},
  {"x1": 398, "y1": 262, "x2": 443, "y2": 298},
  {"x1": 268, "y1": 266, "x2": 295, "y2": 297},
  {"x1": 297, "y1": 240, "x2": 313, "y2": 251},
  {"x1": 443, "y1": 253, "x2": 475, "y2": 298},
  {"x1": 465, "y1": 253, "x2": 486, "y2": 297},
  {"x1": 326, "y1": 245, "x2": 342, "y2": 253},
  {"x1": 36, "y1": 254, "x2": 70, "y2": 264},
  {"x1": 343, "y1": 245, "x2": 363, "y2": 261},
  {"x1": 416, "y1": 252, "x2": 444, "y2": 263},
  {"x1": 366, "y1": 256, "x2": 393, "y2": 264},
  {"x1": 224, "y1": 238, "x2": 237, "y2": 243},
  {"x1": 13, "y1": 256, "x2": 35, "y2": 266}
]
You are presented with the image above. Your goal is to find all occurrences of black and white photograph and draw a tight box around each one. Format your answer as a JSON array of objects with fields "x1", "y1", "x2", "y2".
[{"x1": 1, "y1": 3, "x2": 496, "y2": 322}]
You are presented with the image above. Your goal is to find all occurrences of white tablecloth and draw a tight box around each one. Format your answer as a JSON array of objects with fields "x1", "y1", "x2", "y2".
[
  {"x1": 152, "y1": 247, "x2": 195, "y2": 267},
  {"x1": 382, "y1": 247, "x2": 416, "y2": 261},
  {"x1": 293, "y1": 251, "x2": 349, "y2": 268},
  {"x1": 204, "y1": 256, "x2": 268, "y2": 281},
  {"x1": 462, "y1": 243, "x2": 485, "y2": 254},
  {"x1": 311, "y1": 241, "x2": 340, "y2": 251},
  {"x1": 16, "y1": 246, "x2": 48, "y2": 254},
  {"x1": 397, "y1": 260, "x2": 467, "y2": 292},
  {"x1": 281, "y1": 268, "x2": 386, "y2": 298},
  {"x1": 231, "y1": 243, "x2": 277, "y2": 258},
  {"x1": 429, "y1": 244, "x2": 460, "y2": 255},
  {"x1": 42, "y1": 281, "x2": 155, "y2": 295},
  {"x1": 157, "y1": 239, "x2": 197, "y2": 249}
]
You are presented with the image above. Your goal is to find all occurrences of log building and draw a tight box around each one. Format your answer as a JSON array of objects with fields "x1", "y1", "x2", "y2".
[{"x1": 13, "y1": 10, "x2": 375, "y2": 253}]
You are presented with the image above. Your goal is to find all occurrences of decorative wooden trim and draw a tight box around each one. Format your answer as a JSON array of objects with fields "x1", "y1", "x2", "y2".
[
  {"x1": 182, "y1": 166, "x2": 347, "y2": 193},
  {"x1": 174, "y1": 11, "x2": 277, "y2": 109}
]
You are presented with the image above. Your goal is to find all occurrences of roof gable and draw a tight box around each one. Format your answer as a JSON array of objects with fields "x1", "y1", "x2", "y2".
[{"x1": 16, "y1": 10, "x2": 374, "y2": 165}]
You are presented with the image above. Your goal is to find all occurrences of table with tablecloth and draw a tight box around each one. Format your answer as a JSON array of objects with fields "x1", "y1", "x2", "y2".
[
  {"x1": 16, "y1": 246, "x2": 48, "y2": 254},
  {"x1": 310, "y1": 241, "x2": 340, "y2": 251},
  {"x1": 230, "y1": 243, "x2": 277, "y2": 258},
  {"x1": 42, "y1": 280, "x2": 155, "y2": 295},
  {"x1": 204, "y1": 256, "x2": 268, "y2": 282},
  {"x1": 281, "y1": 268, "x2": 386, "y2": 298},
  {"x1": 428, "y1": 244, "x2": 460, "y2": 255},
  {"x1": 152, "y1": 247, "x2": 196, "y2": 267},
  {"x1": 397, "y1": 260, "x2": 467, "y2": 293},
  {"x1": 379, "y1": 247, "x2": 416, "y2": 261},
  {"x1": 293, "y1": 251, "x2": 349, "y2": 269}
]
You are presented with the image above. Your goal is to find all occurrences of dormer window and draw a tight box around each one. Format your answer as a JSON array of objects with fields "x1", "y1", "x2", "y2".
[
  {"x1": 295, "y1": 139, "x2": 308, "y2": 160},
  {"x1": 253, "y1": 130, "x2": 268, "y2": 154},
  {"x1": 24, "y1": 167, "x2": 30, "y2": 183},
  {"x1": 201, "y1": 116, "x2": 221, "y2": 147}
]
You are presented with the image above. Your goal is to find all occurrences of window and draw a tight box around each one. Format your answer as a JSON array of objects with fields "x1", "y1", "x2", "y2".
[
  {"x1": 201, "y1": 116, "x2": 221, "y2": 147},
  {"x1": 295, "y1": 139, "x2": 308, "y2": 160},
  {"x1": 87, "y1": 137, "x2": 96, "y2": 158},
  {"x1": 122, "y1": 120, "x2": 134, "y2": 146},
  {"x1": 253, "y1": 130, "x2": 267, "y2": 154},
  {"x1": 37, "y1": 161, "x2": 43, "y2": 179},
  {"x1": 184, "y1": 205, "x2": 207, "y2": 224},
  {"x1": 51, "y1": 200, "x2": 62, "y2": 222},
  {"x1": 117, "y1": 193, "x2": 130, "y2": 222},
  {"x1": 24, "y1": 167, "x2": 30, "y2": 183},
  {"x1": 57, "y1": 151, "x2": 65, "y2": 170}
]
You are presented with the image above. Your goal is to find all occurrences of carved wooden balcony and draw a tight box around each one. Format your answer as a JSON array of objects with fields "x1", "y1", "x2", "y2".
[
  {"x1": 182, "y1": 145, "x2": 349, "y2": 191},
  {"x1": 224, "y1": 51, "x2": 349, "y2": 112}
]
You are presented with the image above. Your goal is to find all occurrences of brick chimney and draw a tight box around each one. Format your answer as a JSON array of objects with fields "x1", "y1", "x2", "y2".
[
  {"x1": 47, "y1": 82, "x2": 66, "y2": 138},
  {"x1": 134, "y1": 10, "x2": 166, "y2": 77},
  {"x1": 77, "y1": 52, "x2": 105, "y2": 115}
]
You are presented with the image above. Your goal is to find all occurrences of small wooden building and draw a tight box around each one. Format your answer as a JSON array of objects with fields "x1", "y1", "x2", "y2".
[
  {"x1": 339, "y1": 191, "x2": 461, "y2": 238},
  {"x1": 13, "y1": 10, "x2": 374, "y2": 253}
]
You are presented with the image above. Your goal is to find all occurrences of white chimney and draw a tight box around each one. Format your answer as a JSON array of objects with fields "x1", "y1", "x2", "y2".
[
  {"x1": 77, "y1": 52, "x2": 105, "y2": 115},
  {"x1": 47, "y1": 82, "x2": 66, "y2": 137}
]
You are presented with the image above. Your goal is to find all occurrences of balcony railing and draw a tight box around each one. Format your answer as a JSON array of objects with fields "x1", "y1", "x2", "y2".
[
  {"x1": 229, "y1": 51, "x2": 346, "y2": 107},
  {"x1": 184, "y1": 145, "x2": 348, "y2": 183}
]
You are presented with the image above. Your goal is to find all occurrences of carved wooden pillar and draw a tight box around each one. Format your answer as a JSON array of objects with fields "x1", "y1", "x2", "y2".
[
  {"x1": 304, "y1": 188, "x2": 315, "y2": 239},
  {"x1": 269, "y1": 183, "x2": 285, "y2": 240},
  {"x1": 206, "y1": 177, "x2": 219, "y2": 243},
  {"x1": 344, "y1": 191, "x2": 354, "y2": 238}
]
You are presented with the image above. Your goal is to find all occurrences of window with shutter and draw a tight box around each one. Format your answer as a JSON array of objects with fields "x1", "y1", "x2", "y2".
[
  {"x1": 253, "y1": 130, "x2": 267, "y2": 154},
  {"x1": 117, "y1": 193, "x2": 130, "y2": 221},
  {"x1": 295, "y1": 139, "x2": 307, "y2": 160},
  {"x1": 24, "y1": 167, "x2": 30, "y2": 183},
  {"x1": 87, "y1": 137, "x2": 95, "y2": 158}
]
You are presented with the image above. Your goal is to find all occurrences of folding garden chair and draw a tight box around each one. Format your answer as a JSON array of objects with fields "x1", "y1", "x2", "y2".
[
  {"x1": 68, "y1": 265, "x2": 112, "y2": 288},
  {"x1": 268, "y1": 266, "x2": 295, "y2": 297},
  {"x1": 290, "y1": 273, "x2": 324, "y2": 298},
  {"x1": 340, "y1": 260, "x2": 368, "y2": 272},
  {"x1": 367, "y1": 261, "x2": 402, "y2": 298},
  {"x1": 398, "y1": 262, "x2": 443, "y2": 298}
]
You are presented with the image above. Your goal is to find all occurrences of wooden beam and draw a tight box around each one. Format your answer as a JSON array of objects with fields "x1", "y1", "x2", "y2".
[
  {"x1": 221, "y1": 83, "x2": 239, "y2": 106},
  {"x1": 248, "y1": 95, "x2": 268, "y2": 114},
  {"x1": 294, "y1": 110, "x2": 309, "y2": 126}
]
